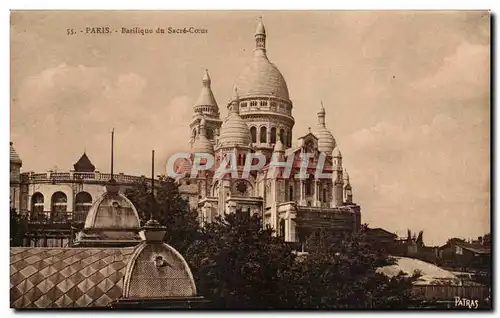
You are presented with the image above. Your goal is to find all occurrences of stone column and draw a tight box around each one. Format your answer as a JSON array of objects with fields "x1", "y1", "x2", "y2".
[
  {"x1": 299, "y1": 180, "x2": 305, "y2": 206},
  {"x1": 313, "y1": 179, "x2": 320, "y2": 207}
]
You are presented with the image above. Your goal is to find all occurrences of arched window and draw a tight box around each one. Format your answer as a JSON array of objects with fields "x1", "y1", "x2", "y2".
[
  {"x1": 288, "y1": 131, "x2": 292, "y2": 147},
  {"x1": 51, "y1": 192, "x2": 67, "y2": 223},
  {"x1": 279, "y1": 128, "x2": 285, "y2": 144},
  {"x1": 270, "y1": 127, "x2": 277, "y2": 144},
  {"x1": 289, "y1": 186, "x2": 294, "y2": 201},
  {"x1": 31, "y1": 192, "x2": 44, "y2": 221},
  {"x1": 260, "y1": 126, "x2": 267, "y2": 143},
  {"x1": 250, "y1": 127, "x2": 257, "y2": 143},
  {"x1": 75, "y1": 192, "x2": 92, "y2": 222},
  {"x1": 323, "y1": 188, "x2": 327, "y2": 203}
]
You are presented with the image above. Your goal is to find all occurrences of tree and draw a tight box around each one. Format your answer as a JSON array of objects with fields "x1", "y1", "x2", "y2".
[
  {"x1": 124, "y1": 177, "x2": 200, "y2": 253},
  {"x1": 185, "y1": 218, "x2": 420, "y2": 309},
  {"x1": 185, "y1": 214, "x2": 295, "y2": 309},
  {"x1": 10, "y1": 207, "x2": 28, "y2": 247},
  {"x1": 279, "y1": 225, "x2": 421, "y2": 309}
]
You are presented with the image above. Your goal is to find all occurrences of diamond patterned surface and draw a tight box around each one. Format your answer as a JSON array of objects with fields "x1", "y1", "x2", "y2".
[{"x1": 11, "y1": 247, "x2": 135, "y2": 308}]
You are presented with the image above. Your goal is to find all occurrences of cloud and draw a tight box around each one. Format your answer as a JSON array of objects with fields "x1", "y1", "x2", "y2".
[
  {"x1": 410, "y1": 42, "x2": 490, "y2": 101},
  {"x1": 11, "y1": 63, "x2": 193, "y2": 175},
  {"x1": 344, "y1": 109, "x2": 489, "y2": 245}
]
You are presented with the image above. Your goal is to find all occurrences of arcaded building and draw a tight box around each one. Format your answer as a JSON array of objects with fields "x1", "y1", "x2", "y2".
[
  {"x1": 9, "y1": 142, "x2": 148, "y2": 248},
  {"x1": 176, "y1": 19, "x2": 361, "y2": 243}
]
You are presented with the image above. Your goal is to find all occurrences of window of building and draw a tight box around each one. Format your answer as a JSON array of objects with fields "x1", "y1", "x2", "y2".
[
  {"x1": 260, "y1": 100, "x2": 267, "y2": 106},
  {"x1": 289, "y1": 185, "x2": 293, "y2": 201},
  {"x1": 270, "y1": 127, "x2": 277, "y2": 144},
  {"x1": 250, "y1": 127, "x2": 257, "y2": 143},
  {"x1": 51, "y1": 192, "x2": 67, "y2": 223},
  {"x1": 74, "y1": 192, "x2": 92, "y2": 222},
  {"x1": 260, "y1": 126, "x2": 267, "y2": 143},
  {"x1": 270, "y1": 101, "x2": 277, "y2": 107},
  {"x1": 31, "y1": 192, "x2": 44, "y2": 221}
]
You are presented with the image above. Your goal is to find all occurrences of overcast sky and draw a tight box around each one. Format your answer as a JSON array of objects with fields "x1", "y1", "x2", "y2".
[{"x1": 10, "y1": 11, "x2": 490, "y2": 245}]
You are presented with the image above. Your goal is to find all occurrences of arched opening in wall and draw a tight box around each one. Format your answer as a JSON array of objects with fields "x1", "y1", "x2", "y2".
[
  {"x1": 289, "y1": 185, "x2": 294, "y2": 202},
  {"x1": 260, "y1": 126, "x2": 267, "y2": 143},
  {"x1": 31, "y1": 192, "x2": 44, "y2": 221},
  {"x1": 206, "y1": 128, "x2": 214, "y2": 140},
  {"x1": 279, "y1": 128, "x2": 285, "y2": 144},
  {"x1": 51, "y1": 192, "x2": 67, "y2": 223},
  {"x1": 250, "y1": 126, "x2": 257, "y2": 143},
  {"x1": 288, "y1": 131, "x2": 292, "y2": 147},
  {"x1": 279, "y1": 218, "x2": 286, "y2": 238},
  {"x1": 270, "y1": 127, "x2": 277, "y2": 144},
  {"x1": 75, "y1": 192, "x2": 92, "y2": 222},
  {"x1": 323, "y1": 188, "x2": 327, "y2": 204}
]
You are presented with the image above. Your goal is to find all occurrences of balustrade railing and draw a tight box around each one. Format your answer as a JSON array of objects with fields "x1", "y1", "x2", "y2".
[
  {"x1": 28, "y1": 211, "x2": 88, "y2": 224},
  {"x1": 20, "y1": 171, "x2": 147, "y2": 185}
]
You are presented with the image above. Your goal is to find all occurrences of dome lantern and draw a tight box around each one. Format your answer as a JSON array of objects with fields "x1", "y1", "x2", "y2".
[
  {"x1": 254, "y1": 17, "x2": 266, "y2": 54},
  {"x1": 314, "y1": 102, "x2": 336, "y2": 154}
]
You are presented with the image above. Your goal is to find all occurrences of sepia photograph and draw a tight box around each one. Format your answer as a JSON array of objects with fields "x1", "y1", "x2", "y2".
[{"x1": 9, "y1": 10, "x2": 491, "y2": 310}]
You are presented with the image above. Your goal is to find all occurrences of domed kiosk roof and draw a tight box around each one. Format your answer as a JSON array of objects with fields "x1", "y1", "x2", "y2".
[
  {"x1": 234, "y1": 19, "x2": 290, "y2": 101},
  {"x1": 75, "y1": 183, "x2": 142, "y2": 247},
  {"x1": 10, "y1": 229, "x2": 201, "y2": 308}
]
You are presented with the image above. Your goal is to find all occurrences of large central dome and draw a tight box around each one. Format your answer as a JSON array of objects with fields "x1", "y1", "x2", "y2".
[
  {"x1": 234, "y1": 19, "x2": 290, "y2": 101},
  {"x1": 235, "y1": 55, "x2": 289, "y2": 101}
]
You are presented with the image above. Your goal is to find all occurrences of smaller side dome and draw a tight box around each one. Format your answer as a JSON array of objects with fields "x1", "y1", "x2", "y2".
[{"x1": 218, "y1": 88, "x2": 252, "y2": 148}]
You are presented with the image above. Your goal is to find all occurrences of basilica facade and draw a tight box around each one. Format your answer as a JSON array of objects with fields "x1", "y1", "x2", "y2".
[{"x1": 176, "y1": 19, "x2": 361, "y2": 243}]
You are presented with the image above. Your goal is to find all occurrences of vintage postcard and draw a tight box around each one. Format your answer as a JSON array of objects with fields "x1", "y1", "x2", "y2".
[{"x1": 10, "y1": 10, "x2": 491, "y2": 310}]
